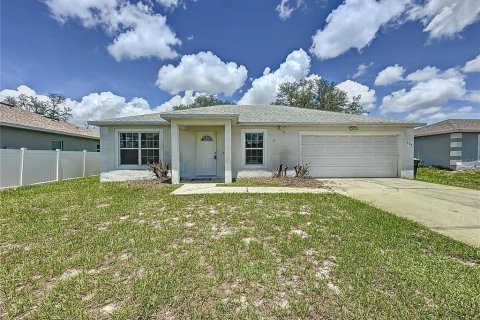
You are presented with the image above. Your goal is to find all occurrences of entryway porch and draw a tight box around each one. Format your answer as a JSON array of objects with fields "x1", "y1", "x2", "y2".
[{"x1": 168, "y1": 118, "x2": 233, "y2": 184}]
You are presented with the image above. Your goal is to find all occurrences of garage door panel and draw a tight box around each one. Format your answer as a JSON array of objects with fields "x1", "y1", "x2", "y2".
[{"x1": 301, "y1": 135, "x2": 398, "y2": 178}]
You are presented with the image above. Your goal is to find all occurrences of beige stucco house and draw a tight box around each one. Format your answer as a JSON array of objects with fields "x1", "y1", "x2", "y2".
[{"x1": 89, "y1": 105, "x2": 423, "y2": 184}]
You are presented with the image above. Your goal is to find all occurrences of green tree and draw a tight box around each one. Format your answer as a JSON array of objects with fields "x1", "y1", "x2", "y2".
[
  {"x1": 173, "y1": 95, "x2": 234, "y2": 110},
  {"x1": 1, "y1": 93, "x2": 72, "y2": 121},
  {"x1": 44, "y1": 93, "x2": 72, "y2": 121},
  {"x1": 28, "y1": 96, "x2": 47, "y2": 115},
  {"x1": 273, "y1": 78, "x2": 367, "y2": 114},
  {"x1": 2, "y1": 96, "x2": 18, "y2": 106}
]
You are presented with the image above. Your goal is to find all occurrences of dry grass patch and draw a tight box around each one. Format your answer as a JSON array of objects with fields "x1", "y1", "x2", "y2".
[{"x1": 221, "y1": 177, "x2": 325, "y2": 188}]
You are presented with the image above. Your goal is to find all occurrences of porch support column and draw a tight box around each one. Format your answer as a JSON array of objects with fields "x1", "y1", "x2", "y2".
[
  {"x1": 224, "y1": 120, "x2": 232, "y2": 184},
  {"x1": 171, "y1": 121, "x2": 180, "y2": 184}
]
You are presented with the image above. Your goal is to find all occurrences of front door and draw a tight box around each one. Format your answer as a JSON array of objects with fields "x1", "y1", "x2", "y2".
[{"x1": 196, "y1": 131, "x2": 217, "y2": 176}]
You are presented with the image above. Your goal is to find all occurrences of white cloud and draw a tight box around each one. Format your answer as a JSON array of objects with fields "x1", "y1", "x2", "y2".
[
  {"x1": 276, "y1": 0, "x2": 304, "y2": 20},
  {"x1": 156, "y1": 51, "x2": 248, "y2": 96},
  {"x1": 352, "y1": 62, "x2": 372, "y2": 79},
  {"x1": 106, "y1": 2, "x2": 180, "y2": 61},
  {"x1": 464, "y1": 90, "x2": 480, "y2": 102},
  {"x1": 463, "y1": 54, "x2": 480, "y2": 73},
  {"x1": 405, "y1": 66, "x2": 440, "y2": 82},
  {"x1": 427, "y1": 106, "x2": 475, "y2": 122},
  {"x1": 310, "y1": 0, "x2": 410, "y2": 59},
  {"x1": 0, "y1": 85, "x2": 155, "y2": 126},
  {"x1": 155, "y1": 90, "x2": 204, "y2": 112},
  {"x1": 238, "y1": 49, "x2": 311, "y2": 105},
  {"x1": 43, "y1": 0, "x2": 117, "y2": 27},
  {"x1": 380, "y1": 67, "x2": 467, "y2": 114},
  {"x1": 374, "y1": 64, "x2": 405, "y2": 86},
  {"x1": 0, "y1": 85, "x2": 47, "y2": 101},
  {"x1": 156, "y1": 0, "x2": 180, "y2": 9},
  {"x1": 404, "y1": 106, "x2": 441, "y2": 121},
  {"x1": 458, "y1": 106, "x2": 473, "y2": 113},
  {"x1": 72, "y1": 91, "x2": 153, "y2": 125},
  {"x1": 336, "y1": 80, "x2": 376, "y2": 111},
  {"x1": 43, "y1": 0, "x2": 180, "y2": 61},
  {"x1": 409, "y1": 0, "x2": 480, "y2": 39}
]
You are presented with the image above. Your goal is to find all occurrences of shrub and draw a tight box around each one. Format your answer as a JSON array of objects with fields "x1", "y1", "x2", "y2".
[{"x1": 148, "y1": 162, "x2": 170, "y2": 179}]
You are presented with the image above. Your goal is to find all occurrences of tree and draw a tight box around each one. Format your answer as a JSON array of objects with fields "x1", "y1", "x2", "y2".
[
  {"x1": 1, "y1": 93, "x2": 72, "y2": 121},
  {"x1": 273, "y1": 78, "x2": 367, "y2": 114},
  {"x1": 28, "y1": 96, "x2": 47, "y2": 115},
  {"x1": 44, "y1": 93, "x2": 72, "y2": 121},
  {"x1": 2, "y1": 96, "x2": 18, "y2": 106},
  {"x1": 173, "y1": 95, "x2": 234, "y2": 110}
]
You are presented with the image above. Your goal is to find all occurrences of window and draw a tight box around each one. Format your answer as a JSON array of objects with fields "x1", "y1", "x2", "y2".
[
  {"x1": 245, "y1": 132, "x2": 264, "y2": 165},
  {"x1": 51, "y1": 140, "x2": 63, "y2": 150},
  {"x1": 119, "y1": 132, "x2": 160, "y2": 165},
  {"x1": 97, "y1": 144, "x2": 100, "y2": 152},
  {"x1": 201, "y1": 135, "x2": 213, "y2": 141}
]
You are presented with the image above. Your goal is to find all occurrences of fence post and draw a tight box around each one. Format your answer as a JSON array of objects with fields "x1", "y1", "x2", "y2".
[
  {"x1": 82, "y1": 150, "x2": 87, "y2": 177},
  {"x1": 19, "y1": 148, "x2": 26, "y2": 186},
  {"x1": 56, "y1": 149, "x2": 61, "y2": 181}
]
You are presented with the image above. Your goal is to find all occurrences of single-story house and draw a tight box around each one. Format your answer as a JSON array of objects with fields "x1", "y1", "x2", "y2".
[
  {"x1": 414, "y1": 119, "x2": 480, "y2": 170},
  {"x1": 89, "y1": 104, "x2": 423, "y2": 184},
  {"x1": 0, "y1": 102, "x2": 99, "y2": 152}
]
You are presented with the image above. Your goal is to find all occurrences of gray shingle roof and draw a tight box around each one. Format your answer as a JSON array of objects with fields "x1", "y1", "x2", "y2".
[
  {"x1": 414, "y1": 119, "x2": 480, "y2": 137},
  {"x1": 0, "y1": 103, "x2": 99, "y2": 139},
  {"x1": 89, "y1": 104, "x2": 423, "y2": 127},
  {"x1": 89, "y1": 112, "x2": 170, "y2": 126}
]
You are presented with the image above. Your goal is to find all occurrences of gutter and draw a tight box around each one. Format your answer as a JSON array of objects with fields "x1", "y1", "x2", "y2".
[
  {"x1": 87, "y1": 120, "x2": 425, "y2": 127},
  {"x1": 88, "y1": 120, "x2": 170, "y2": 126}
]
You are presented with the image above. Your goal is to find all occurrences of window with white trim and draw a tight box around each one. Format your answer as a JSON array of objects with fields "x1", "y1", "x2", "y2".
[
  {"x1": 119, "y1": 132, "x2": 160, "y2": 165},
  {"x1": 245, "y1": 132, "x2": 264, "y2": 165}
]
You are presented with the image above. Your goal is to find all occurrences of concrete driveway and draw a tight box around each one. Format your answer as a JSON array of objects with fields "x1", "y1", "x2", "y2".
[{"x1": 325, "y1": 178, "x2": 480, "y2": 247}]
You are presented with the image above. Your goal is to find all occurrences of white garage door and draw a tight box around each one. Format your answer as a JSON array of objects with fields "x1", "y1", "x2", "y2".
[{"x1": 301, "y1": 135, "x2": 398, "y2": 178}]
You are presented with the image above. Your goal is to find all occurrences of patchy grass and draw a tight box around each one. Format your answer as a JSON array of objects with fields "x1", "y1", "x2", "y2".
[
  {"x1": 1, "y1": 177, "x2": 479, "y2": 319},
  {"x1": 219, "y1": 177, "x2": 324, "y2": 188},
  {"x1": 416, "y1": 166, "x2": 480, "y2": 190}
]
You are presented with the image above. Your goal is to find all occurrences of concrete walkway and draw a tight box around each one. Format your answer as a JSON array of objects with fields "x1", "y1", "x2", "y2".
[
  {"x1": 324, "y1": 178, "x2": 480, "y2": 247},
  {"x1": 172, "y1": 183, "x2": 330, "y2": 195}
]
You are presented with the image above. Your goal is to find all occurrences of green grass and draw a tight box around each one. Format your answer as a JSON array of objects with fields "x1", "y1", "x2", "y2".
[
  {"x1": 416, "y1": 166, "x2": 480, "y2": 190},
  {"x1": 1, "y1": 177, "x2": 479, "y2": 319}
]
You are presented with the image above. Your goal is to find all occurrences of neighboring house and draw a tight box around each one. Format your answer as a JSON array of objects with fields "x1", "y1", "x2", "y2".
[
  {"x1": 89, "y1": 104, "x2": 423, "y2": 184},
  {"x1": 414, "y1": 119, "x2": 480, "y2": 170},
  {"x1": 0, "y1": 102, "x2": 99, "y2": 151}
]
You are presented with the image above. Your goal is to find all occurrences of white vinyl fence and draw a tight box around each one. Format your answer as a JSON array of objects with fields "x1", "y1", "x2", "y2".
[{"x1": 0, "y1": 149, "x2": 100, "y2": 189}]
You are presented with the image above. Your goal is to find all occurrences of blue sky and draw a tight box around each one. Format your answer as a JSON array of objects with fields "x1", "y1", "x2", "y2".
[{"x1": 1, "y1": 0, "x2": 479, "y2": 125}]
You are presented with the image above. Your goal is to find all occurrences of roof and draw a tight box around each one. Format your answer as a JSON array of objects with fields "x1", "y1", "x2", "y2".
[
  {"x1": 89, "y1": 112, "x2": 170, "y2": 126},
  {"x1": 89, "y1": 104, "x2": 423, "y2": 127},
  {"x1": 0, "y1": 103, "x2": 99, "y2": 139},
  {"x1": 414, "y1": 119, "x2": 480, "y2": 137}
]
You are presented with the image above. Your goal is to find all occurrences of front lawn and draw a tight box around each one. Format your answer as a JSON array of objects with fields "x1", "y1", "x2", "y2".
[
  {"x1": 416, "y1": 166, "x2": 480, "y2": 190},
  {"x1": 1, "y1": 177, "x2": 479, "y2": 319}
]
